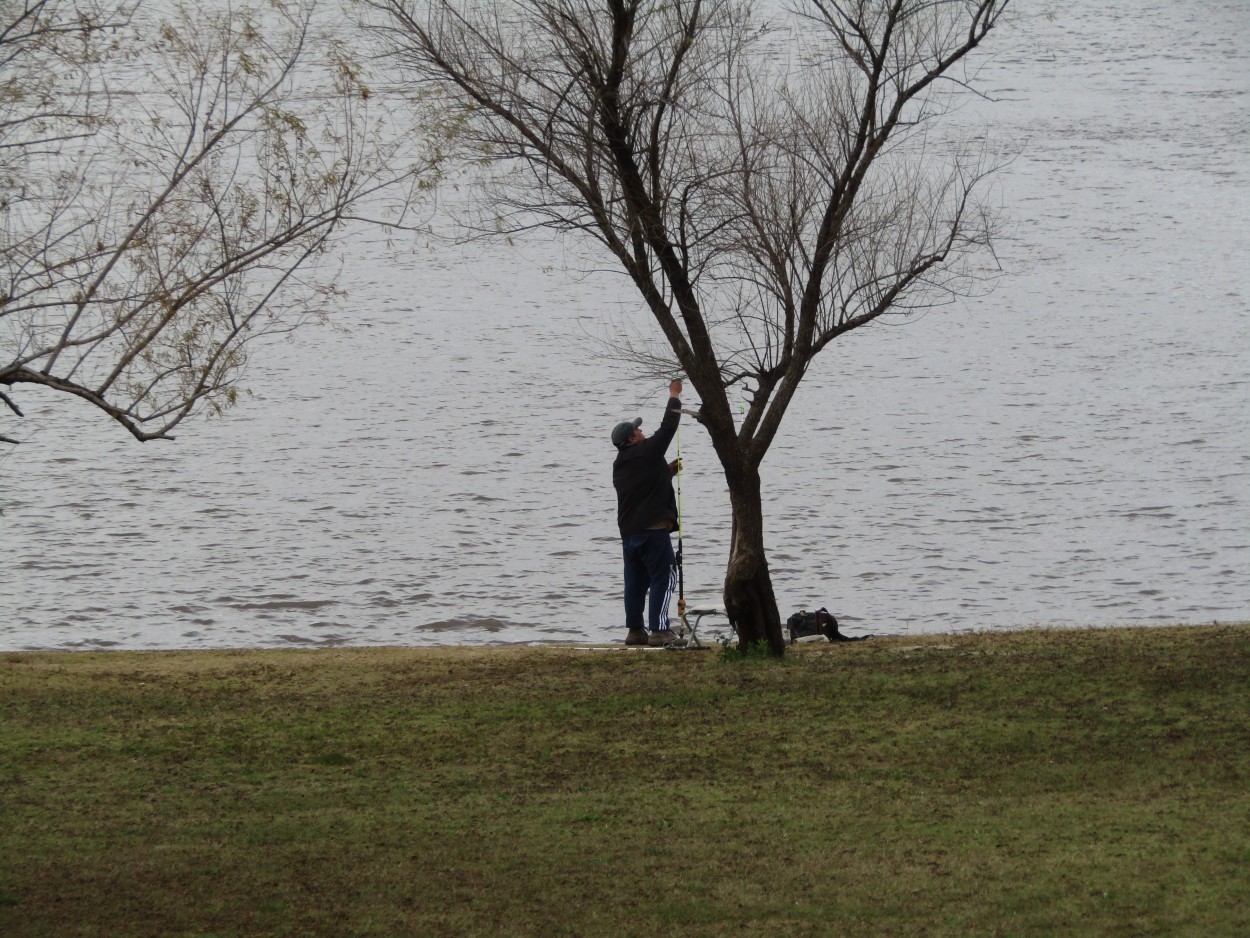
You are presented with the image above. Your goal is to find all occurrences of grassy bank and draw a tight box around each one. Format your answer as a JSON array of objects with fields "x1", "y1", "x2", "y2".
[{"x1": 2, "y1": 625, "x2": 1248, "y2": 937}]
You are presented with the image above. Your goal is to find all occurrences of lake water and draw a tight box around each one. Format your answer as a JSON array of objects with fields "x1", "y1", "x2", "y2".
[{"x1": 2, "y1": 0, "x2": 1247, "y2": 650}]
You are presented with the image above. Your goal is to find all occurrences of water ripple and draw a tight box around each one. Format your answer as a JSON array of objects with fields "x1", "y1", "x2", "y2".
[{"x1": 2, "y1": 0, "x2": 1248, "y2": 649}]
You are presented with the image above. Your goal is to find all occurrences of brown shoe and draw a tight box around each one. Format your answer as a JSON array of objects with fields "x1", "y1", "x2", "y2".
[
  {"x1": 625, "y1": 628, "x2": 648, "y2": 646},
  {"x1": 648, "y1": 629, "x2": 682, "y2": 647}
]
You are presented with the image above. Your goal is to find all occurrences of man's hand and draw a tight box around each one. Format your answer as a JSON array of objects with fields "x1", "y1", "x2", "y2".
[
  {"x1": 669, "y1": 458, "x2": 681, "y2": 476},
  {"x1": 669, "y1": 377, "x2": 683, "y2": 399}
]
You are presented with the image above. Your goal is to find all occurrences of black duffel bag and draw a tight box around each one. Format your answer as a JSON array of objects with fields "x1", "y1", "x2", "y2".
[{"x1": 786, "y1": 607, "x2": 867, "y2": 643}]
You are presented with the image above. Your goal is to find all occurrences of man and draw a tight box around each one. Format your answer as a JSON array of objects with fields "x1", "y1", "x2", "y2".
[{"x1": 611, "y1": 378, "x2": 684, "y2": 647}]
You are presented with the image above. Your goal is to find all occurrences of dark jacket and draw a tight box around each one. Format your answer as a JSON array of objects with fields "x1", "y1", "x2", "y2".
[{"x1": 613, "y1": 397, "x2": 682, "y2": 538}]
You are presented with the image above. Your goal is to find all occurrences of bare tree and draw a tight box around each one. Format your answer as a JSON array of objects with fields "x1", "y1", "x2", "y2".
[
  {"x1": 0, "y1": 0, "x2": 436, "y2": 444},
  {"x1": 371, "y1": 0, "x2": 1010, "y2": 652}
]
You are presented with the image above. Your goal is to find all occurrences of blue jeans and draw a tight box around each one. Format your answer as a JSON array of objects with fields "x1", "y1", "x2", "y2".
[{"x1": 622, "y1": 529, "x2": 676, "y2": 632}]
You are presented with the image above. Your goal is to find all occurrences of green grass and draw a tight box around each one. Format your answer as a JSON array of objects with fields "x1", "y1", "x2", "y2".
[{"x1": 2, "y1": 625, "x2": 1248, "y2": 936}]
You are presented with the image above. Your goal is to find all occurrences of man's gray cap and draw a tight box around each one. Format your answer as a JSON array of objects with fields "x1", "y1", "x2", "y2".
[{"x1": 611, "y1": 417, "x2": 642, "y2": 448}]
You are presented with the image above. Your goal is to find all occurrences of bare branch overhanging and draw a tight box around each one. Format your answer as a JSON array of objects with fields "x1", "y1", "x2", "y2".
[{"x1": 1, "y1": 0, "x2": 436, "y2": 442}]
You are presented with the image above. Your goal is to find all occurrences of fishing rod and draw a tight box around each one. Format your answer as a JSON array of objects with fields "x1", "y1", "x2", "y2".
[
  {"x1": 675, "y1": 416, "x2": 685, "y2": 629},
  {"x1": 673, "y1": 385, "x2": 703, "y2": 628},
  {"x1": 671, "y1": 403, "x2": 722, "y2": 624},
  {"x1": 671, "y1": 403, "x2": 717, "y2": 650}
]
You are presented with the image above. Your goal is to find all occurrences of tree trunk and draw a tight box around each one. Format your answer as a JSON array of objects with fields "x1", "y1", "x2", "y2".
[{"x1": 722, "y1": 463, "x2": 786, "y2": 656}]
